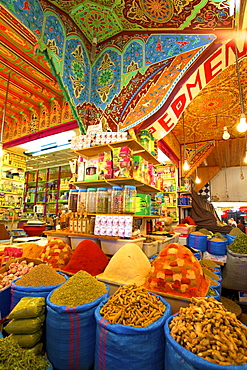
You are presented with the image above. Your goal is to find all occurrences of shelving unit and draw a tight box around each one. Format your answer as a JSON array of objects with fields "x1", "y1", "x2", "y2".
[
  {"x1": 177, "y1": 188, "x2": 192, "y2": 221},
  {"x1": 24, "y1": 165, "x2": 71, "y2": 216}
]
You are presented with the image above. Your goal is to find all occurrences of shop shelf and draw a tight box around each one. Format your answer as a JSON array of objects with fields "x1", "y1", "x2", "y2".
[
  {"x1": 75, "y1": 177, "x2": 161, "y2": 193},
  {"x1": 73, "y1": 139, "x2": 161, "y2": 165},
  {"x1": 178, "y1": 205, "x2": 192, "y2": 208}
]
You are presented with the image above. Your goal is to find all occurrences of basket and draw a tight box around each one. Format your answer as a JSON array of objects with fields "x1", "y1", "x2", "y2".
[
  {"x1": 207, "y1": 240, "x2": 227, "y2": 256},
  {"x1": 187, "y1": 233, "x2": 208, "y2": 252}
]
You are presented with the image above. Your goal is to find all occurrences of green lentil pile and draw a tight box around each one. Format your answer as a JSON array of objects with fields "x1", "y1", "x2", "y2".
[
  {"x1": 228, "y1": 233, "x2": 247, "y2": 254},
  {"x1": 0, "y1": 335, "x2": 49, "y2": 369},
  {"x1": 50, "y1": 270, "x2": 107, "y2": 306},
  {"x1": 15, "y1": 264, "x2": 66, "y2": 287}
]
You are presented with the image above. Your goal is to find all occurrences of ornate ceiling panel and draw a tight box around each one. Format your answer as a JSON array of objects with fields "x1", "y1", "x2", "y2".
[{"x1": 47, "y1": 0, "x2": 234, "y2": 43}]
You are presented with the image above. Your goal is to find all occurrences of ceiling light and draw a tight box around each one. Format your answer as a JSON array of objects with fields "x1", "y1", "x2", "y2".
[
  {"x1": 183, "y1": 160, "x2": 190, "y2": 171},
  {"x1": 195, "y1": 175, "x2": 201, "y2": 184},
  {"x1": 237, "y1": 113, "x2": 247, "y2": 133},
  {"x1": 195, "y1": 167, "x2": 201, "y2": 184},
  {"x1": 222, "y1": 126, "x2": 230, "y2": 140},
  {"x1": 244, "y1": 150, "x2": 247, "y2": 164}
]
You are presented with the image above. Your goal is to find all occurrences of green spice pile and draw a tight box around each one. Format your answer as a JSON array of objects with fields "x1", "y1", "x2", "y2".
[
  {"x1": 0, "y1": 335, "x2": 49, "y2": 369},
  {"x1": 50, "y1": 270, "x2": 107, "y2": 306},
  {"x1": 15, "y1": 264, "x2": 66, "y2": 287},
  {"x1": 228, "y1": 233, "x2": 247, "y2": 254}
]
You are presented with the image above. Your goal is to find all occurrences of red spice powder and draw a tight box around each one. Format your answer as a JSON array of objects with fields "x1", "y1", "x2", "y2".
[{"x1": 63, "y1": 240, "x2": 109, "y2": 276}]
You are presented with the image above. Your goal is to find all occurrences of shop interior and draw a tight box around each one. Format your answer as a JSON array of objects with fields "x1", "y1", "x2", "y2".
[{"x1": 0, "y1": 0, "x2": 247, "y2": 369}]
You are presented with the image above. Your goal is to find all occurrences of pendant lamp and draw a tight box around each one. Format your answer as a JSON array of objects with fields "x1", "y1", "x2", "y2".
[{"x1": 182, "y1": 113, "x2": 190, "y2": 171}]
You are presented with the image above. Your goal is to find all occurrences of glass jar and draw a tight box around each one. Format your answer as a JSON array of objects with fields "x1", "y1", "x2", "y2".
[
  {"x1": 68, "y1": 189, "x2": 79, "y2": 212},
  {"x1": 77, "y1": 189, "x2": 87, "y2": 213},
  {"x1": 111, "y1": 186, "x2": 123, "y2": 214},
  {"x1": 123, "y1": 185, "x2": 137, "y2": 214},
  {"x1": 96, "y1": 187, "x2": 108, "y2": 214},
  {"x1": 86, "y1": 188, "x2": 97, "y2": 213}
]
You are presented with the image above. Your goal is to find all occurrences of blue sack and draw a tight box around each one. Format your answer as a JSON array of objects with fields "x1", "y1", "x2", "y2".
[
  {"x1": 10, "y1": 272, "x2": 68, "y2": 310},
  {"x1": 46, "y1": 287, "x2": 109, "y2": 370},
  {"x1": 225, "y1": 234, "x2": 237, "y2": 245},
  {"x1": 94, "y1": 295, "x2": 171, "y2": 370},
  {"x1": 207, "y1": 240, "x2": 227, "y2": 256},
  {"x1": 187, "y1": 234, "x2": 207, "y2": 252},
  {"x1": 165, "y1": 315, "x2": 247, "y2": 370}
]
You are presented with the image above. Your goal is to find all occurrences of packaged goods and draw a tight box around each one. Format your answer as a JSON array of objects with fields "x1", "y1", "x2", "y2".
[
  {"x1": 8, "y1": 297, "x2": 45, "y2": 319},
  {"x1": 167, "y1": 297, "x2": 247, "y2": 366},
  {"x1": 0, "y1": 335, "x2": 49, "y2": 368},
  {"x1": 11, "y1": 329, "x2": 43, "y2": 348},
  {"x1": 15, "y1": 264, "x2": 66, "y2": 287},
  {"x1": 98, "y1": 243, "x2": 151, "y2": 285},
  {"x1": 62, "y1": 239, "x2": 109, "y2": 276},
  {"x1": 46, "y1": 271, "x2": 108, "y2": 370},
  {"x1": 38, "y1": 238, "x2": 73, "y2": 269},
  {"x1": 50, "y1": 270, "x2": 107, "y2": 306},
  {"x1": 4, "y1": 314, "x2": 45, "y2": 334},
  {"x1": 144, "y1": 243, "x2": 210, "y2": 298},
  {"x1": 100, "y1": 283, "x2": 166, "y2": 327}
]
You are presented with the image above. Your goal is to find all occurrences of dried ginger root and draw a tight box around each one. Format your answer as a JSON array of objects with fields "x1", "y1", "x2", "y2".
[
  {"x1": 100, "y1": 283, "x2": 166, "y2": 327},
  {"x1": 169, "y1": 297, "x2": 247, "y2": 366}
]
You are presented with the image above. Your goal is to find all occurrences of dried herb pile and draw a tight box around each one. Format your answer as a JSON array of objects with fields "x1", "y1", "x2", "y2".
[
  {"x1": 50, "y1": 270, "x2": 107, "y2": 306},
  {"x1": 0, "y1": 336, "x2": 49, "y2": 369},
  {"x1": 228, "y1": 233, "x2": 247, "y2": 254}
]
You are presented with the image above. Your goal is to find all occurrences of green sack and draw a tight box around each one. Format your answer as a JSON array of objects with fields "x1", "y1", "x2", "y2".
[
  {"x1": 25, "y1": 342, "x2": 43, "y2": 355},
  {"x1": 5, "y1": 314, "x2": 45, "y2": 334},
  {"x1": 10, "y1": 329, "x2": 43, "y2": 348},
  {"x1": 8, "y1": 297, "x2": 45, "y2": 319}
]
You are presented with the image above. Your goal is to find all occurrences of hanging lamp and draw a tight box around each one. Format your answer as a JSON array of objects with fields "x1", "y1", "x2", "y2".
[
  {"x1": 193, "y1": 133, "x2": 201, "y2": 183},
  {"x1": 222, "y1": 126, "x2": 230, "y2": 140},
  {"x1": 182, "y1": 113, "x2": 190, "y2": 171}
]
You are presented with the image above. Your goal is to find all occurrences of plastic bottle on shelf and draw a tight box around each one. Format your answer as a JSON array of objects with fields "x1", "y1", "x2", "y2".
[
  {"x1": 77, "y1": 189, "x2": 87, "y2": 213},
  {"x1": 68, "y1": 189, "x2": 79, "y2": 212},
  {"x1": 123, "y1": 185, "x2": 137, "y2": 214},
  {"x1": 96, "y1": 188, "x2": 108, "y2": 214},
  {"x1": 111, "y1": 186, "x2": 123, "y2": 214},
  {"x1": 86, "y1": 188, "x2": 97, "y2": 213}
]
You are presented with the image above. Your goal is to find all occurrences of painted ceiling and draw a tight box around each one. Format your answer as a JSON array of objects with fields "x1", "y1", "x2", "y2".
[{"x1": 0, "y1": 0, "x2": 246, "y2": 175}]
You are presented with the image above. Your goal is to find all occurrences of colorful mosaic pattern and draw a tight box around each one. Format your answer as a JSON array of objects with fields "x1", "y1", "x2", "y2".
[
  {"x1": 0, "y1": 0, "x2": 43, "y2": 37},
  {"x1": 43, "y1": 13, "x2": 65, "y2": 59},
  {"x1": 47, "y1": 0, "x2": 234, "y2": 43},
  {"x1": 62, "y1": 38, "x2": 90, "y2": 109}
]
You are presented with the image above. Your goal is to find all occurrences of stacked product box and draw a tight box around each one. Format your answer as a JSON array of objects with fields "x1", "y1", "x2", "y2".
[
  {"x1": 112, "y1": 147, "x2": 132, "y2": 178},
  {"x1": 94, "y1": 215, "x2": 133, "y2": 238}
]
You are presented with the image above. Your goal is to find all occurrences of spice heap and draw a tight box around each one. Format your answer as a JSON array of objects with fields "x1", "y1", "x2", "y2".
[
  {"x1": 63, "y1": 240, "x2": 109, "y2": 276},
  {"x1": 15, "y1": 264, "x2": 66, "y2": 287},
  {"x1": 169, "y1": 297, "x2": 247, "y2": 366},
  {"x1": 228, "y1": 233, "x2": 247, "y2": 254},
  {"x1": 100, "y1": 283, "x2": 166, "y2": 327},
  {"x1": 98, "y1": 243, "x2": 151, "y2": 285},
  {"x1": 19, "y1": 243, "x2": 44, "y2": 259},
  {"x1": 50, "y1": 270, "x2": 107, "y2": 306},
  {"x1": 38, "y1": 238, "x2": 73, "y2": 269},
  {"x1": 0, "y1": 336, "x2": 49, "y2": 369},
  {"x1": 144, "y1": 243, "x2": 209, "y2": 298}
]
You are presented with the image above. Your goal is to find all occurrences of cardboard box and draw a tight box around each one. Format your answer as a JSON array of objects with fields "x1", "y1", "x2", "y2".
[{"x1": 239, "y1": 291, "x2": 247, "y2": 302}]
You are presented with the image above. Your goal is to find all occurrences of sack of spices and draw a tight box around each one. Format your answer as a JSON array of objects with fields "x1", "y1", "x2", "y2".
[
  {"x1": 38, "y1": 238, "x2": 73, "y2": 269},
  {"x1": 11, "y1": 264, "x2": 67, "y2": 309},
  {"x1": 46, "y1": 270, "x2": 108, "y2": 370},
  {"x1": 94, "y1": 284, "x2": 171, "y2": 370}
]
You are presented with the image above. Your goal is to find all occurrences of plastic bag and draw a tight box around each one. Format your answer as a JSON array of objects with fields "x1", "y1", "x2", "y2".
[
  {"x1": 8, "y1": 297, "x2": 45, "y2": 319},
  {"x1": 5, "y1": 314, "x2": 45, "y2": 334},
  {"x1": 11, "y1": 329, "x2": 43, "y2": 348}
]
